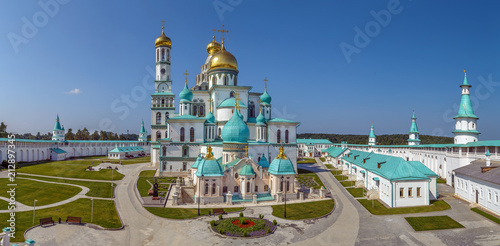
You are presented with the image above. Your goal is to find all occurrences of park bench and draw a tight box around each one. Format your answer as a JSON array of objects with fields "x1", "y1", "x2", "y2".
[
  {"x1": 66, "y1": 216, "x2": 82, "y2": 225},
  {"x1": 212, "y1": 208, "x2": 226, "y2": 216},
  {"x1": 40, "y1": 217, "x2": 54, "y2": 226}
]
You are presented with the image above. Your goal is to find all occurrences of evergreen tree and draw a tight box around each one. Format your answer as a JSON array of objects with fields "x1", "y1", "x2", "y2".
[
  {"x1": 0, "y1": 122, "x2": 7, "y2": 138},
  {"x1": 65, "y1": 128, "x2": 74, "y2": 140},
  {"x1": 74, "y1": 129, "x2": 83, "y2": 140},
  {"x1": 91, "y1": 131, "x2": 99, "y2": 140}
]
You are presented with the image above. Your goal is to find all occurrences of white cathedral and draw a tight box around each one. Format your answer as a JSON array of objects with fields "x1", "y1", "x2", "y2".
[{"x1": 149, "y1": 26, "x2": 300, "y2": 203}]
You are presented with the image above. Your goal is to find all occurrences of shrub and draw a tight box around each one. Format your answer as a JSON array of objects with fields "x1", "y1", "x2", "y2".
[
  {"x1": 267, "y1": 228, "x2": 271, "y2": 233},
  {"x1": 259, "y1": 214, "x2": 264, "y2": 219},
  {"x1": 239, "y1": 212, "x2": 243, "y2": 217},
  {"x1": 210, "y1": 220, "x2": 215, "y2": 226},
  {"x1": 218, "y1": 214, "x2": 223, "y2": 220},
  {"x1": 273, "y1": 219, "x2": 277, "y2": 226},
  {"x1": 243, "y1": 232, "x2": 248, "y2": 237},
  {"x1": 219, "y1": 228, "x2": 225, "y2": 234}
]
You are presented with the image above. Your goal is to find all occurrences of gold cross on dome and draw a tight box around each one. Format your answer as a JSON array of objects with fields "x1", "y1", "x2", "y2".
[
  {"x1": 183, "y1": 70, "x2": 189, "y2": 84},
  {"x1": 264, "y1": 77, "x2": 268, "y2": 90},
  {"x1": 161, "y1": 20, "x2": 165, "y2": 30},
  {"x1": 218, "y1": 25, "x2": 229, "y2": 43},
  {"x1": 208, "y1": 98, "x2": 213, "y2": 112},
  {"x1": 243, "y1": 145, "x2": 249, "y2": 157}
]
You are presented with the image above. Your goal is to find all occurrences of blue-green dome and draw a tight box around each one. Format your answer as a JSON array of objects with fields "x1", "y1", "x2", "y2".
[
  {"x1": 217, "y1": 98, "x2": 247, "y2": 109},
  {"x1": 191, "y1": 154, "x2": 203, "y2": 168},
  {"x1": 195, "y1": 158, "x2": 224, "y2": 177},
  {"x1": 268, "y1": 146, "x2": 295, "y2": 175},
  {"x1": 260, "y1": 89, "x2": 272, "y2": 105},
  {"x1": 256, "y1": 111, "x2": 266, "y2": 125},
  {"x1": 257, "y1": 154, "x2": 270, "y2": 168},
  {"x1": 221, "y1": 111, "x2": 249, "y2": 143},
  {"x1": 239, "y1": 165, "x2": 255, "y2": 176},
  {"x1": 205, "y1": 111, "x2": 215, "y2": 123},
  {"x1": 179, "y1": 84, "x2": 193, "y2": 102}
]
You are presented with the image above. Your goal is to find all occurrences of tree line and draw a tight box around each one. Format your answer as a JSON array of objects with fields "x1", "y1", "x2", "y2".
[
  {"x1": 297, "y1": 133, "x2": 453, "y2": 145},
  {"x1": 0, "y1": 122, "x2": 150, "y2": 141}
]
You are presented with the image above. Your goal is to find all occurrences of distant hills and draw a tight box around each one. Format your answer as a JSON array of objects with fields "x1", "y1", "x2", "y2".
[{"x1": 297, "y1": 133, "x2": 454, "y2": 145}]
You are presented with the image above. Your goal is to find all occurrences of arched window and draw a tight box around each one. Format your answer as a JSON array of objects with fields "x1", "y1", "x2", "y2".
[
  {"x1": 223, "y1": 186, "x2": 228, "y2": 193},
  {"x1": 190, "y1": 127, "x2": 195, "y2": 142},
  {"x1": 156, "y1": 49, "x2": 159, "y2": 62},
  {"x1": 193, "y1": 106, "x2": 197, "y2": 116},
  {"x1": 182, "y1": 146, "x2": 189, "y2": 157},
  {"x1": 277, "y1": 129, "x2": 281, "y2": 143},
  {"x1": 234, "y1": 76, "x2": 237, "y2": 85},
  {"x1": 156, "y1": 112, "x2": 161, "y2": 124},
  {"x1": 161, "y1": 99, "x2": 165, "y2": 106},
  {"x1": 180, "y1": 127, "x2": 185, "y2": 142},
  {"x1": 161, "y1": 48, "x2": 165, "y2": 61},
  {"x1": 286, "y1": 181, "x2": 290, "y2": 192},
  {"x1": 212, "y1": 183, "x2": 216, "y2": 195},
  {"x1": 166, "y1": 112, "x2": 169, "y2": 119},
  {"x1": 234, "y1": 186, "x2": 239, "y2": 193},
  {"x1": 223, "y1": 75, "x2": 228, "y2": 85},
  {"x1": 162, "y1": 147, "x2": 166, "y2": 156},
  {"x1": 246, "y1": 181, "x2": 250, "y2": 193},
  {"x1": 264, "y1": 185, "x2": 269, "y2": 191},
  {"x1": 199, "y1": 106, "x2": 204, "y2": 116},
  {"x1": 285, "y1": 130, "x2": 289, "y2": 143},
  {"x1": 205, "y1": 182, "x2": 209, "y2": 195},
  {"x1": 218, "y1": 128, "x2": 221, "y2": 137},
  {"x1": 167, "y1": 49, "x2": 170, "y2": 62},
  {"x1": 156, "y1": 131, "x2": 161, "y2": 140},
  {"x1": 229, "y1": 91, "x2": 235, "y2": 98},
  {"x1": 249, "y1": 102, "x2": 255, "y2": 117}
]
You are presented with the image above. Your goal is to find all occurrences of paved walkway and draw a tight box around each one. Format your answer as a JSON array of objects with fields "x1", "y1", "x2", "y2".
[{"x1": 16, "y1": 173, "x2": 119, "y2": 183}]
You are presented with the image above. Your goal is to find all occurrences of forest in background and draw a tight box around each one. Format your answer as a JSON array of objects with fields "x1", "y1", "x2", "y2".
[{"x1": 297, "y1": 133, "x2": 454, "y2": 145}]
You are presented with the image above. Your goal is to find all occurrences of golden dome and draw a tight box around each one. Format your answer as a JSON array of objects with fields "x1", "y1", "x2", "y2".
[
  {"x1": 206, "y1": 36, "x2": 221, "y2": 55},
  {"x1": 155, "y1": 29, "x2": 171, "y2": 48},
  {"x1": 209, "y1": 44, "x2": 238, "y2": 70}
]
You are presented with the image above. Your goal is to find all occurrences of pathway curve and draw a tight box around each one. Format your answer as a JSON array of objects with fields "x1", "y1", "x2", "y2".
[{"x1": 16, "y1": 173, "x2": 119, "y2": 183}]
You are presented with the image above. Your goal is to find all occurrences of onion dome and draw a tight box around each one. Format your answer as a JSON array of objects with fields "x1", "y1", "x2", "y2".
[
  {"x1": 268, "y1": 144, "x2": 295, "y2": 175},
  {"x1": 179, "y1": 83, "x2": 193, "y2": 102},
  {"x1": 205, "y1": 111, "x2": 215, "y2": 123},
  {"x1": 206, "y1": 36, "x2": 221, "y2": 55},
  {"x1": 256, "y1": 110, "x2": 266, "y2": 125},
  {"x1": 155, "y1": 27, "x2": 171, "y2": 48},
  {"x1": 191, "y1": 154, "x2": 203, "y2": 168},
  {"x1": 195, "y1": 145, "x2": 224, "y2": 177},
  {"x1": 209, "y1": 44, "x2": 238, "y2": 70},
  {"x1": 260, "y1": 89, "x2": 272, "y2": 105},
  {"x1": 239, "y1": 165, "x2": 256, "y2": 176},
  {"x1": 257, "y1": 154, "x2": 270, "y2": 168},
  {"x1": 221, "y1": 110, "x2": 249, "y2": 143}
]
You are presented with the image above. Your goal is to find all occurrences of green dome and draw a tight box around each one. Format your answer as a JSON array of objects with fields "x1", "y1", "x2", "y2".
[
  {"x1": 179, "y1": 84, "x2": 193, "y2": 102},
  {"x1": 256, "y1": 111, "x2": 266, "y2": 125},
  {"x1": 217, "y1": 98, "x2": 247, "y2": 108},
  {"x1": 221, "y1": 111, "x2": 249, "y2": 143},
  {"x1": 257, "y1": 154, "x2": 270, "y2": 168},
  {"x1": 268, "y1": 158, "x2": 295, "y2": 175},
  {"x1": 195, "y1": 158, "x2": 224, "y2": 177},
  {"x1": 260, "y1": 89, "x2": 272, "y2": 105},
  {"x1": 239, "y1": 165, "x2": 256, "y2": 176},
  {"x1": 191, "y1": 154, "x2": 203, "y2": 168},
  {"x1": 205, "y1": 111, "x2": 215, "y2": 123}
]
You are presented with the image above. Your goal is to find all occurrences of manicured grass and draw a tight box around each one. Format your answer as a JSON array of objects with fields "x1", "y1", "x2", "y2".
[
  {"x1": 102, "y1": 156, "x2": 151, "y2": 165},
  {"x1": 272, "y1": 199, "x2": 334, "y2": 220},
  {"x1": 405, "y1": 216, "x2": 464, "y2": 231},
  {"x1": 145, "y1": 207, "x2": 244, "y2": 219},
  {"x1": 137, "y1": 170, "x2": 174, "y2": 197},
  {"x1": 319, "y1": 157, "x2": 326, "y2": 162},
  {"x1": 0, "y1": 200, "x2": 10, "y2": 210},
  {"x1": 18, "y1": 175, "x2": 115, "y2": 198},
  {"x1": 358, "y1": 199, "x2": 451, "y2": 215},
  {"x1": 0, "y1": 178, "x2": 81, "y2": 207},
  {"x1": 437, "y1": 178, "x2": 446, "y2": 183},
  {"x1": 297, "y1": 158, "x2": 316, "y2": 164},
  {"x1": 471, "y1": 208, "x2": 500, "y2": 224},
  {"x1": 346, "y1": 187, "x2": 365, "y2": 197},
  {"x1": 324, "y1": 164, "x2": 334, "y2": 169},
  {"x1": 331, "y1": 170, "x2": 343, "y2": 175},
  {"x1": 296, "y1": 169, "x2": 325, "y2": 189},
  {"x1": 0, "y1": 198, "x2": 122, "y2": 242},
  {"x1": 211, "y1": 216, "x2": 274, "y2": 237},
  {"x1": 17, "y1": 161, "x2": 124, "y2": 180},
  {"x1": 340, "y1": 180, "x2": 355, "y2": 187}
]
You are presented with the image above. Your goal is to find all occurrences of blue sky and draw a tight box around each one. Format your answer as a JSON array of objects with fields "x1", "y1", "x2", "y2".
[{"x1": 1, "y1": 0, "x2": 500, "y2": 139}]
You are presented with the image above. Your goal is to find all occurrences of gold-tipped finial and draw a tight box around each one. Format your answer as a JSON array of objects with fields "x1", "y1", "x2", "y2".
[
  {"x1": 276, "y1": 140, "x2": 288, "y2": 159},
  {"x1": 183, "y1": 70, "x2": 189, "y2": 85},
  {"x1": 464, "y1": 69, "x2": 466, "y2": 75},
  {"x1": 206, "y1": 144, "x2": 214, "y2": 160},
  {"x1": 264, "y1": 77, "x2": 268, "y2": 90},
  {"x1": 208, "y1": 97, "x2": 213, "y2": 113},
  {"x1": 218, "y1": 25, "x2": 229, "y2": 45},
  {"x1": 243, "y1": 145, "x2": 249, "y2": 157},
  {"x1": 233, "y1": 90, "x2": 240, "y2": 110}
]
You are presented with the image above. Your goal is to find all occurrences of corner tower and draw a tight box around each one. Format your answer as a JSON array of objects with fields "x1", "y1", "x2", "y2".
[
  {"x1": 52, "y1": 114, "x2": 65, "y2": 141},
  {"x1": 453, "y1": 71, "x2": 479, "y2": 144},
  {"x1": 407, "y1": 111, "x2": 421, "y2": 145},
  {"x1": 368, "y1": 123, "x2": 376, "y2": 146}
]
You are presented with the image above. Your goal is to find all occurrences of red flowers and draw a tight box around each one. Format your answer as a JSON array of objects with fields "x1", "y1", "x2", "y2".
[{"x1": 232, "y1": 219, "x2": 255, "y2": 228}]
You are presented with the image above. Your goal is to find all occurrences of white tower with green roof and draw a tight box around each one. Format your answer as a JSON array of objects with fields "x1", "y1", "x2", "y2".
[
  {"x1": 52, "y1": 114, "x2": 65, "y2": 141},
  {"x1": 408, "y1": 111, "x2": 421, "y2": 145},
  {"x1": 453, "y1": 71, "x2": 479, "y2": 144},
  {"x1": 139, "y1": 120, "x2": 147, "y2": 142},
  {"x1": 368, "y1": 123, "x2": 376, "y2": 146}
]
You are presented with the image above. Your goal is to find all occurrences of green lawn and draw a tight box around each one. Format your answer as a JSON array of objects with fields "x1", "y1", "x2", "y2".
[
  {"x1": 405, "y1": 216, "x2": 464, "y2": 231},
  {"x1": 297, "y1": 158, "x2": 316, "y2": 164},
  {"x1": 0, "y1": 198, "x2": 122, "y2": 242},
  {"x1": 324, "y1": 164, "x2": 334, "y2": 169},
  {"x1": 272, "y1": 199, "x2": 334, "y2": 220},
  {"x1": 358, "y1": 199, "x2": 451, "y2": 215},
  {"x1": 319, "y1": 157, "x2": 326, "y2": 162},
  {"x1": 437, "y1": 178, "x2": 446, "y2": 183},
  {"x1": 340, "y1": 180, "x2": 355, "y2": 187},
  {"x1": 102, "y1": 156, "x2": 151, "y2": 165},
  {"x1": 0, "y1": 178, "x2": 81, "y2": 207},
  {"x1": 346, "y1": 187, "x2": 365, "y2": 197},
  {"x1": 18, "y1": 175, "x2": 115, "y2": 198},
  {"x1": 471, "y1": 208, "x2": 500, "y2": 224},
  {"x1": 17, "y1": 161, "x2": 124, "y2": 180},
  {"x1": 145, "y1": 207, "x2": 244, "y2": 219},
  {"x1": 137, "y1": 170, "x2": 175, "y2": 197},
  {"x1": 331, "y1": 170, "x2": 343, "y2": 176},
  {"x1": 296, "y1": 169, "x2": 325, "y2": 189},
  {"x1": 0, "y1": 200, "x2": 10, "y2": 210}
]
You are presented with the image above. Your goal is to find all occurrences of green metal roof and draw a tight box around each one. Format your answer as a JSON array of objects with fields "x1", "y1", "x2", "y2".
[
  {"x1": 409, "y1": 111, "x2": 419, "y2": 134},
  {"x1": 195, "y1": 158, "x2": 224, "y2": 177},
  {"x1": 452, "y1": 129, "x2": 481, "y2": 134},
  {"x1": 191, "y1": 154, "x2": 203, "y2": 168},
  {"x1": 151, "y1": 92, "x2": 175, "y2": 96},
  {"x1": 221, "y1": 110, "x2": 249, "y2": 143},
  {"x1": 267, "y1": 118, "x2": 299, "y2": 124},
  {"x1": 257, "y1": 154, "x2": 270, "y2": 168},
  {"x1": 369, "y1": 124, "x2": 376, "y2": 138},
  {"x1": 109, "y1": 146, "x2": 145, "y2": 153},
  {"x1": 53, "y1": 114, "x2": 64, "y2": 131},
  {"x1": 324, "y1": 146, "x2": 347, "y2": 158},
  {"x1": 268, "y1": 154, "x2": 295, "y2": 175},
  {"x1": 256, "y1": 111, "x2": 266, "y2": 125},
  {"x1": 224, "y1": 157, "x2": 241, "y2": 168},
  {"x1": 169, "y1": 115, "x2": 204, "y2": 120},
  {"x1": 486, "y1": 149, "x2": 491, "y2": 156},
  {"x1": 455, "y1": 75, "x2": 477, "y2": 119},
  {"x1": 140, "y1": 120, "x2": 147, "y2": 133},
  {"x1": 179, "y1": 84, "x2": 193, "y2": 102},
  {"x1": 239, "y1": 165, "x2": 256, "y2": 175},
  {"x1": 216, "y1": 98, "x2": 247, "y2": 109},
  {"x1": 297, "y1": 139, "x2": 333, "y2": 145},
  {"x1": 260, "y1": 89, "x2": 272, "y2": 104},
  {"x1": 50, "y1": 148, "x2": 67, "y2": 154},
  {"x1": 205, "y1": 112, "x2": 215, "y2": 123}
]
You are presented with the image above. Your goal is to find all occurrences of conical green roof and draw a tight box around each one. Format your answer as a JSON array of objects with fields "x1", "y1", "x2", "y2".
[
  {"x1": 179, "y1": 84, "x2": 193, "y2": 102},
  {"x1": 369, "y1": 124, "x2": 376, "y2": 138},
  {"x1": 140, "y1": 120, "x2": 147, "y2": 133},
  {"x1": 409, "y1": 112, "x2": 419, "y2": 134},
  {"x1": 455, "y1": 74, "x2": 478, "y2": 119},
  {"x1": 221, "y1": 110, "x2": 249, "y2": 143},
  {"x1": 54, "y1": 114, "x2": 63, "y2": 131}
]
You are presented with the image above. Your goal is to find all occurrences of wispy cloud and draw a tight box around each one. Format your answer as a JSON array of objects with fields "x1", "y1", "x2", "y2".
[{"x1": 66, "y1": 88, "x2": 82, "y2": 95}]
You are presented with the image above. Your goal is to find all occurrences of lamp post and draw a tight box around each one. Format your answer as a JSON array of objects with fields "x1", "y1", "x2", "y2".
[
  {"x1": 91, "y1": 198, "x2": 94, "y2": 223},
  {"x1": 32, "y1": 199, "x2": 38, "y2": 225},
  {"x1": 198, "y1": 174, "x2": 204, "y2": 216},
  {"x1": 281, "y1": 176, "x2": 286, "y2": 218}
]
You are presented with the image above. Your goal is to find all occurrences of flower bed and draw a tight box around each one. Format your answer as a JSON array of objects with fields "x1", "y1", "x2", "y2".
[{"x1": 211, "y1": 217, "x2": 276, "y2": 237}]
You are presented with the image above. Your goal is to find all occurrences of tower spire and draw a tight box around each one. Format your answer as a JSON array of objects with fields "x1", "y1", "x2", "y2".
[
  {"x1": 183, "y1": 70, "x2": 189, "y2": 85},
  {"x1": 218, "y1": 25, "x2": 229, "y2": 46},
  {"x1": 264, "y1": 77, "x2": 268, "y2": 90}
]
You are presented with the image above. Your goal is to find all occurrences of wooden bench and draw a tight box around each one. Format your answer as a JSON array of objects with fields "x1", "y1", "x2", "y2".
[
  {"x1": 40, "y1": 217, "x2": 54, "y2": 226},
  {"x1": 66, "y1": 216, "x2": 82, "y2": 225},
  {"x1": 212, "y1": 208, "x2": 226, "y2": 216}
]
